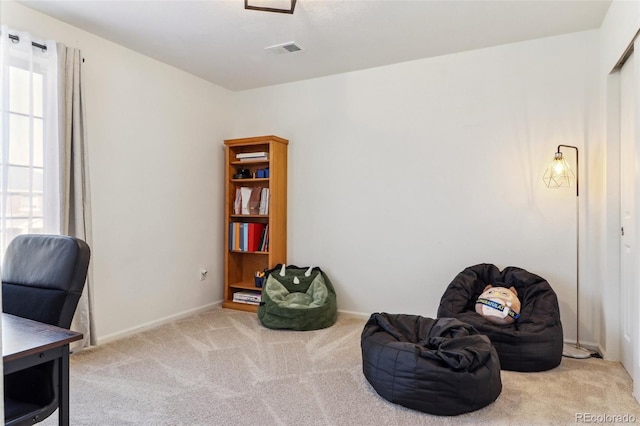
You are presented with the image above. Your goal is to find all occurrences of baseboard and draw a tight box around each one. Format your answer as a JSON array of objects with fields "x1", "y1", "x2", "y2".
[
  {"x1": 337, "y1": 309, "x2": 370, "y2": 320},
  {"x1": 95, "y1": 300, "x2": 222, "y2": 345},
  {"x1": 597, "y1": 344, "x2": 609, "y2": 361}
]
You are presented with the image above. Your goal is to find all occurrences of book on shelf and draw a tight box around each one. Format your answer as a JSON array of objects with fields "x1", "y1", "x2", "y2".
[
  {"x1": 234, "y1": 187, "x2": 269, "y2": 216},
  {"x1": 233, "y1": 291, "x2": 261, "y2": 305},
  {"x1": 234, "y1": 188, "x2": 242, "y2": 215},
  {"x1": 236, "y1": 152, "x2": 268, "y2": 162},
  {"x1": 234, "y1": 223, "x2": 241, "y2": 250},
  {"x1": 248, "y1": 187, "x2": 262, "y2": 214},
  {"x1": 247, "y1": 223, "x2": 264, "y2": 251},
  {"x1": 259, "y1": 188, "x2": 269, "y2": 215},
  {"x1": 242, "y1": 223, "x2": 248, "y2": 251},
  {"x1": 260, "y1": 224, "x2": 269, "y2": 251},
  {"x1": 236, "y1": 151, "x2": 268, "y2": 159},
  {"x1": 229, "y1": 222, "x2": 267, "y2": 252},
  {"x1": 239, "y1": 156, "x2": 268, "y2": 162},
  {"x1": 240, "y1": 187, "x2": 252, "y2": 214}
]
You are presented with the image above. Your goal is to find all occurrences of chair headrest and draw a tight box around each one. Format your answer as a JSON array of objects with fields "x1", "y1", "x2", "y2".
[{"x1": 2, "y1": 234, "x2": 90, "y2": 294}]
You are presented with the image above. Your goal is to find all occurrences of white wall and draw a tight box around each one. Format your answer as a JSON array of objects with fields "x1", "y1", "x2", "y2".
[
  {"x1": 231, "y1": 30, "x2": 601, "y2": 345},
  {"x1": 1, "y1": 2, "x2": 232, "y2": 342},
  {"x1": 0, "y1": 1, "x2": 617, "y2": 353}
]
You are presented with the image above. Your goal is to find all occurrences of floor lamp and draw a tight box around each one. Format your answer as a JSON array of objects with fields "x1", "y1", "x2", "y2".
[{"x1": 542, "y1": 145, "x2": 591, "y2": 359}]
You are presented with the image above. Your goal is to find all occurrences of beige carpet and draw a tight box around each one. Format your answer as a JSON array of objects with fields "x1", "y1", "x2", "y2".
[{"x1": 41, "y1": 308, "x2": 640, "y2": 425}]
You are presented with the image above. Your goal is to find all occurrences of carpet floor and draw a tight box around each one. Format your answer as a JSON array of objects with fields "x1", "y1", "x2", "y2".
[{"x1": 41, "y1": 307, "x2": 640, "y2": 425}]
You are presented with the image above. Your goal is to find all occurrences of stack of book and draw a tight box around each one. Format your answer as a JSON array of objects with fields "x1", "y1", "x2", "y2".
[
  {"x1": 229, "y1": 223, "x2": 269, "y2": 252},
  {"x1": 234, "y1": 187, "x2": 269, "y2": 215},
  {"x1": 233, "y1": 291, "x2": 261, "y2": 305},
  {"x1": 236, "y1": 151, "x2": 269, "y2": 162}
]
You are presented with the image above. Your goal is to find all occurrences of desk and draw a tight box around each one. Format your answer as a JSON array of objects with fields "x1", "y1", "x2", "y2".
[{"x1": 2, "y1": 313, "x2": 82, "y2": 426}]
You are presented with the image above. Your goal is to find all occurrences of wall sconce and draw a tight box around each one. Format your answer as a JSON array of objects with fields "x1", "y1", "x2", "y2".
[
  {"x1": 245, "y1": 0, "x2": 297, "y2": 14},
  {"x1": 543, "y1": 144, "x2": 591, "y2": 359}
]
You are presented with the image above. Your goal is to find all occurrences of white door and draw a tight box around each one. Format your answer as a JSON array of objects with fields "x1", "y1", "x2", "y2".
[{"x1": 620, "y1": 48, "x2": 640, "y2": 401}]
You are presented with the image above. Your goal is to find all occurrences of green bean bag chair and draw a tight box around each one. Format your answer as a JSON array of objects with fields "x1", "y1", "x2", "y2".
[{"x1": 258, "y1": 264, "x2": 337, "y2": 330}]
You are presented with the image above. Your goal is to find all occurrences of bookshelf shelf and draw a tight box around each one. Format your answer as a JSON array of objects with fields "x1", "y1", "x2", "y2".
[
  {"x1": 231, "y1": 160, "x2": 270, "y2": 166},
  {"x1": 228, "y1": 250, "x2": 269, "y2": 255},
  {"x1": 230, "y1": 178, "x2": 270, "y2": 184},
  {"x1": 223, "y1": 135, "x2": 288, "y2": 312},
  {"x1": 229, "y1": 281, "x2": 263, "y2": 290},
  {"x1": 223, "y1": 300, "x2": 261, "y2": 312}
]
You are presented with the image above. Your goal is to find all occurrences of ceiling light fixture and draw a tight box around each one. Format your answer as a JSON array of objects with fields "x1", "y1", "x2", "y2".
[{"x1": 245, "y1": 0, "x2": 297, "y2": 14}]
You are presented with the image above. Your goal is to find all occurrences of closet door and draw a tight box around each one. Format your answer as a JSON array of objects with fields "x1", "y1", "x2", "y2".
[{"x1": 619, "y1": 46, "x2": 640, "y2": 402}]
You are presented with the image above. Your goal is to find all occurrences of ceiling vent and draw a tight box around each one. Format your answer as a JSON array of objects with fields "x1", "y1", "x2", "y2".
[{"x1": 265, "y1": 41, "x2": 303, "y2": 54}]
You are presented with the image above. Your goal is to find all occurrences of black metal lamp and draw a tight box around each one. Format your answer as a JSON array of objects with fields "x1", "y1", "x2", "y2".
[{"x1": 543, "y1": 144, "x2": 591, "y2": 359}]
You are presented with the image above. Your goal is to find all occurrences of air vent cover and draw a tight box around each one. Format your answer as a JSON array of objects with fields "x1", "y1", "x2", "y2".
[{"x1": 265, "y1": 41, "x2": 303, "y2": 54}]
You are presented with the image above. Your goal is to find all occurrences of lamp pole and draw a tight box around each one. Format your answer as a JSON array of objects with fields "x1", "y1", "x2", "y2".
[{"x1": 554, "y1": 145, "x2": 590, "y2": 358}]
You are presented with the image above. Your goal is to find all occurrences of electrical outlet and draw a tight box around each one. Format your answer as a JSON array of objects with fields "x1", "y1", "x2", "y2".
[{"x1": 199, "y1": 268, "x2": 208, "y2": 281}]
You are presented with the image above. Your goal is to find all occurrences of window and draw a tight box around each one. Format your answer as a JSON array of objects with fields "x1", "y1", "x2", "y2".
[{"x1": 0, "y1": 30, "x2": 60, "y2": 257}]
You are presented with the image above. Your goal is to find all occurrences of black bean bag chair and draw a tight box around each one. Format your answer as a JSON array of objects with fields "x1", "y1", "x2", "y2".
[
  {"x1": 437, "y1": 263, "x2": 563, "y2": 372},
  {"x1": 258, "y1": 264, "x2": 337, "y2": 331},
  {"x1": 361, "y1": 313, "x2": 502, "y2": 416}
]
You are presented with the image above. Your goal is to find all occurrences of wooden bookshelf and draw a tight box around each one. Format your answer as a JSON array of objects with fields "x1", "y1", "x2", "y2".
[{"x1": 222, "y1": 135, "x2": 288, "y2": 312}]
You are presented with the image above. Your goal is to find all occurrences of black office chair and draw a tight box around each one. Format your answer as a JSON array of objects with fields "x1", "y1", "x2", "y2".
[{"x1": 2, "y1": 234, "x2": 91, "y2": 425}]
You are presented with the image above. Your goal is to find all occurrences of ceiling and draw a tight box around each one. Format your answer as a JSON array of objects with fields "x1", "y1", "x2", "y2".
[{"x1": 18, "y1": 0, "x2": 612, "y2": 91}]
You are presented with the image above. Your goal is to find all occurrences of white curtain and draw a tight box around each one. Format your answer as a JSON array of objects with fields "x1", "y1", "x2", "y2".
[
  {"x1": 57, "y1": 44, "x2": 94, "y2": 349},
  {"x1": 1, "y1": 28, "x2": 94, "y2": 348},
  {"x1": 0, "y1": 26, "x2": 60, "y2": 255}
]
